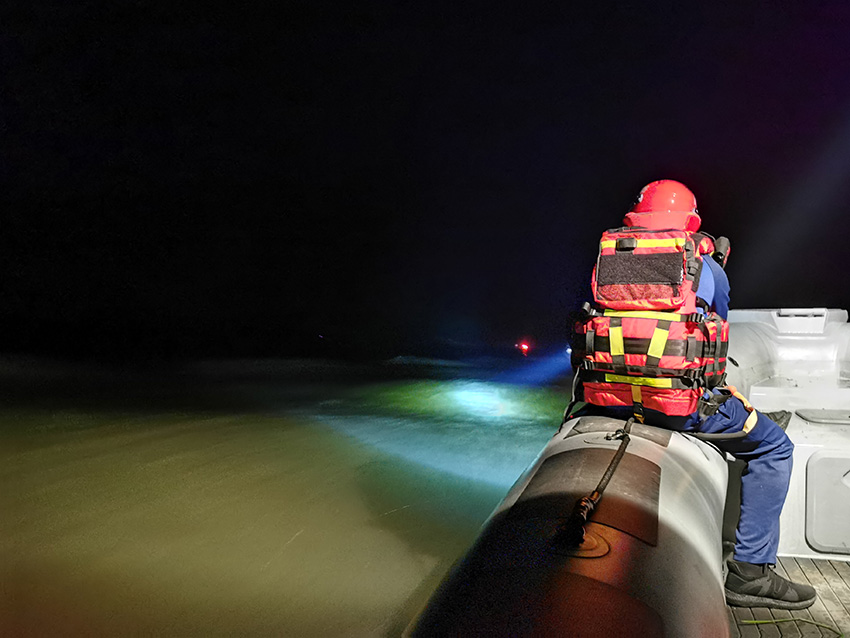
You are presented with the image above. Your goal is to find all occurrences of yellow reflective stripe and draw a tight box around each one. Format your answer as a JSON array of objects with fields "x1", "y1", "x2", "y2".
[
  {"x1": 743, "y1": 410, "x2": 758, "y2": 433},
  {"x1": 603, "y1": 310, "x2": 686, "y2": 322},
  {"x1": 600, "y1": 238, "x2": 687, "y2": 249},
  {"x1": 630, "y1": 385, "x2": 646, "y2": 422},
  {"x1": 723, "y1": 385, "x2": 758, "y2": 433},
  {"x1": 604, "y1": 374, "x2": 673, "y2": 388},
  {"x1": 609, "y1": 326, "x2": 624, "y2": 357},
  {"x1": 729, "y1": 388, "x2": 754, "y2": 411},
  {"x1": 647, "y1": 326, "x2": 669, "y2": 359}
]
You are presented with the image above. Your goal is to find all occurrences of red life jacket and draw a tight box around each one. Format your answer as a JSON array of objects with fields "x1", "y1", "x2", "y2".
[{"x1": 572, "y1": 226, "x2": 729, "y2": 418}]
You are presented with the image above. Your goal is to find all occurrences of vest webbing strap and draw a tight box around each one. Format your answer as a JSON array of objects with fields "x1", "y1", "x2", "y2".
[
  {"x1": 609, "y1": 317, "x2": 625, "y2": 373},
  {"x1": 590, "y1": 335, "x2": 693, "y2": 357},
  {"x1": 602, "y1": 309, "x2": 699, "y2": 322},
  {"x1": 631, "y1": 384, "x2": 645, "y2": 423},
  {"x1": 600, "y1": 237, "x2": 687, "y2": 250},
  {"x1": 686, "y1": 336, "x2": 697, "y2": 361},
  {"x1": 580, "y1": 365, "x2": 702, "y2": 386},
  {"x1": 606, "y1": 374, "x2": 673, "y2": 388},
  {"x1": 646, "y1": 320, "x2": 672, "y2": 368}
]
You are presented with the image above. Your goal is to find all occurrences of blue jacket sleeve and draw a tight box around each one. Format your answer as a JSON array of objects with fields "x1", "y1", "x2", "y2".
[{"x1": 700, "y1": 256, "x2": 730, "y2": 319}]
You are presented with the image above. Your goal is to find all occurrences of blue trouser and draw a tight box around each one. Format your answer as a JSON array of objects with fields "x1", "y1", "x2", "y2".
[
  {"x1": 576, "y1": 393, "x2": 794, "y2": 564},
  {"x1": 687, "y1": 395, "x2": 794, "y2": 564}
]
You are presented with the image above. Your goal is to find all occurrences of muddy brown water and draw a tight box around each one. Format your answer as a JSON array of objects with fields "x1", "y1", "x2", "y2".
[{"x1": 1, "y1": 358, "x2": 566, "y2": 636}]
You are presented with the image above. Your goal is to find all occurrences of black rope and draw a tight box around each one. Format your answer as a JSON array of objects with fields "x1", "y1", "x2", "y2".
[{"x1": 557, "y1": 418, "x2": 634, "y2": 547}]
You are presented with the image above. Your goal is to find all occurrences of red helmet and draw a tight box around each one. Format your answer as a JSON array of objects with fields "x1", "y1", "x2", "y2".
[{"x1": 623, "y1": 179, "x2": 701, "y2": 231}]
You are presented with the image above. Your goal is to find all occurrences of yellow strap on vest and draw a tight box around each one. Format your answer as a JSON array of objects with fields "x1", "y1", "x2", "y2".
[
  {"x1": 609, "y1": 325, "x2": 625, "y2": 357},
  {"x1": 600, "y1": 238, "x2": 687, "y2": 250},
  {"x1": 604, "y1": 374, "x2": 673, "y2": 388},
  {"x1": 631, "y1": 385, "x2": 645, "y2": 423},
  {"x1": 630, "y1": 384, "x2": 642, "y2": 402},
  {"x1": 603, "y1": 310, "x2": 688, "y2": 322},
  {"x1": 647, "y1": 325, "x2": 670, "y2": 359}
]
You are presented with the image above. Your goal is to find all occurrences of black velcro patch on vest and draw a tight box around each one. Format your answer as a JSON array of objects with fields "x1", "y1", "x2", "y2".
[{"x1": 597, "y1": 252, "x2": 684, "y2": 286}]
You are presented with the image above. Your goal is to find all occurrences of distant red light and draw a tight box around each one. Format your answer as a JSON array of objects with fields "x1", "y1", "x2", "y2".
[{"x1": 516, "y1": 341, "x2": 531, "y2": 356}]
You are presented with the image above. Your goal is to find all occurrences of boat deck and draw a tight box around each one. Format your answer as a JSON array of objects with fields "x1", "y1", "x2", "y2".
[{"x1": 728, "y1": 557, "x2": 850, "y2": 637}]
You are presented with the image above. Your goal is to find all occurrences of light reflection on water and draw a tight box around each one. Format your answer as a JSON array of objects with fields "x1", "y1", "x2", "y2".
[
  {"x1": 316, "y1": 377, "x2": 565, "y2": 489},
  {"x1": 0, "y1": 359, "x2": 568, "y2": 637}
]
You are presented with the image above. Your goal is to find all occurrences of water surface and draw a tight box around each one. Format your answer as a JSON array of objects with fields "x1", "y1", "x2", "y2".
[{"x1": 1, "y1": 358, "x2": 569, "y2": 636}]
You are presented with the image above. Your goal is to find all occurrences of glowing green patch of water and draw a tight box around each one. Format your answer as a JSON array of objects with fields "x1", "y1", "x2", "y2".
[{"x1": 351, "y1": 379, "x2": 570, "y2": 423}]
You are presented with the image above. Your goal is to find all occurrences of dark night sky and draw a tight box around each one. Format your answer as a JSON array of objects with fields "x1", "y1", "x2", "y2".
[{"x1": 3, "y1": 2, "x2": 850, "y2": 359}]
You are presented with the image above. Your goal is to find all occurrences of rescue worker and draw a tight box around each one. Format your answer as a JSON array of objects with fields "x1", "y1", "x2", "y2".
[{"x1": 570, "y1": 180, "x2": 817, "y2": 610}]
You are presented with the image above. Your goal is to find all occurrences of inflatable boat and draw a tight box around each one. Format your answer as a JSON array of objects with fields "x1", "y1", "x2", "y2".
[{"x1": 404, "y1": 308, "x2": 850, "y2": 637}]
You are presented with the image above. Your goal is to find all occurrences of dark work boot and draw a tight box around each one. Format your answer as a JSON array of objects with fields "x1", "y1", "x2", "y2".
[
  {"x1": 725, "y1": 560, "x2": 816, "y2": 609},
  {"x1": 764, "y1": 410, "x2": 792, "y2": 430}
]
